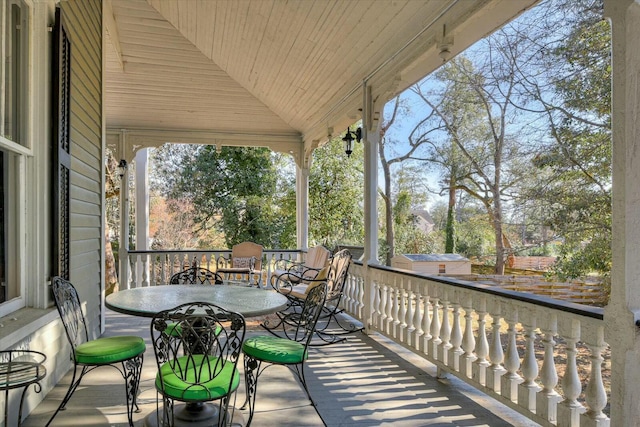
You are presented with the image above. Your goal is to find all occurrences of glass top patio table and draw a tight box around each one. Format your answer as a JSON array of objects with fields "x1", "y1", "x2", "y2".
[
  {"x1": 105, "y1": 284, "x2": 288, "y2": 318},
  {"x1": 106, "y1": 284, "x2": 288, "y2": 427}
]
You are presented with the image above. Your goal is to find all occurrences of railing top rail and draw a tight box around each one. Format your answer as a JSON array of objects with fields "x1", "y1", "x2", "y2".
[
  {"x1": 126, "y1": 249, "x2": 304, "y2": 255},
  {"x1": 353, "y1": 260, "x2": 604, "y2": 320}
]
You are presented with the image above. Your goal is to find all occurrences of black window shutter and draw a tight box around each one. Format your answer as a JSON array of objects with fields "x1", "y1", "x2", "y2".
[{"x1": 52, "y1": 7, "x2": 71, "y2": 280}]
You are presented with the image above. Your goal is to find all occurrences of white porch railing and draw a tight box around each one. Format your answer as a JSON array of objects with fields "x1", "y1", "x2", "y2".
[
  {"x1": 342, "y1": 261, "x2": 609, "y2": 427},
  {"x1": 122, "y1": 252, "x2": 609, "y2": 426},
  {"x1": 124, "y1": 249, "x2": 301, "y2": 288}
]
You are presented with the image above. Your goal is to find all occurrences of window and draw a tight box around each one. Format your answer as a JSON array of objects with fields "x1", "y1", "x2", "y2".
[
  {"x1": 438, "y1": 264, "x2": 446, "y2": 274},
  {"x1": 0, "y1": 0, "x2": 29, "y2": 312},
  {"x1": 2, "y1": 1, "x2": 28, "y2": 145}
]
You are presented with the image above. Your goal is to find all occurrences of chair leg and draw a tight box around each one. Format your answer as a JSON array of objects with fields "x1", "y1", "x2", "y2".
[
  {"x1": 160, "y1": 395, "x2": 174, "y2": 426},
  {"x1": 241, "y1": 355, "x2": 260, "y2": 427},
  {"x1": 45, "y1": 365, "x2": 88, "y2": 427},
  {"x1": 122, "y1": 354, "x2": 144, "y2": 426},
  {"x1": 293, "y1": 362, "x2": 316, "y2": 407}
]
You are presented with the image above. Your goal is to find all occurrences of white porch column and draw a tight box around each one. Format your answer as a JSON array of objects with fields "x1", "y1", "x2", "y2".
[
  {"x1": 363, "y1": 85, "x2": 379, "y2": 265},
  {"x1": 135, "y1": 148, "x2": 150, "y2": 286},
  {"x1": 296, "y1": 164, "x2": 309, "y2": 251},
  {"x1": 605, "y1": 1, "x2": 640, "y2": 424},
  {"x1": 118, "y1": 162, "x2": 130, "y2": 289},
  {"x1": 362, "y1": 83, "x2": 380, "y2": 334}
]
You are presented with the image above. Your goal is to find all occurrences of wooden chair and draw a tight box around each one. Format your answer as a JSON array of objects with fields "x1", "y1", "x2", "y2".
[
  {"x1": 242, "y1": 283, "x2": 327, "y2": 426},
  {"x1": 169, "y1": 267, "x2": 223, "y2": 284},
  {"x1": 47, "y1": 277, "x2": 145, "y2": 427},
  {"x1": 150, "y1": 302, "x2": 245, "y2": 427},
  {"x1": 217, "y1": 242, "x2": 264, "y2": 286},
  {"x1": 270, "y1": 245, "x2": 330, "y2": 287}
]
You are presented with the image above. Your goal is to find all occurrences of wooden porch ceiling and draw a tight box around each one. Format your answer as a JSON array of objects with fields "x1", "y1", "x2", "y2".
[{"x1": 105, "y1": 0, "x2": 538, "y2": 161}]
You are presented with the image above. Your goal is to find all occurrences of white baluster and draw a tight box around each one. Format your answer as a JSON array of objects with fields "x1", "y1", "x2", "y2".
[
  {"x1": 438, "y1": 295, "x2": 452, "y2": 365},
  {"x1": 430, "y1": 297, "x2": 442, "y2": 360},
  {"x1": 398, "y1": 286, "x2": 407, "y2": 342},
  {"x1": 487, "y1": 308, "x2": 506, "y2": 393},
  {"x1": 406, "y1": 287, "x2": 416, "y2": 347},
  {"x1": 377, "y1": 279, "x2": 385, "y2": 331},
  {"x1": 358, "y1": 275, "x2": 365, "y2": 318},
  {"x1": 461, "y1": 301, "x2": 477, "y2": 378},
  {"x1": 403, "y1": 281, "x2": 416, "y2": 346},
  {"x1": 392, "y1": 281, "x2": 401, "y2": 338},
  {"x1": 473, "y1": 304, "x2": 490, "y2": 386},
  {"x1": 518, "y1": 321, "x2": 540, "y2": 413},
  {"x1": 558, "y1": 329, "x2": 586, "y2": 427},
  {"x1": 421, "y1": 294, "x2": 432, "y2": 356},
  {"x1": 581, "y1": 336, "x2": 609, "y2": 426},
  {"x1": 149, "y1": 254, "x2": 157, "y2": 286},
  {"x1": 385, "y1": 283, "x2": 394, "y2": 335},
  {"x1": 129, "y1": 256, "x2": 137, "y2": 288},
  {"x1": 450, "y1": 301, "x2": 463, "y2": 372},
  {"x1": 414, "y1": 288, "x2": 424, "y2": 351},
  {"x1": 372, "y1": 281, "x2": 381, "y2": 330},
  {"x1": 142, "y1": 255, "x2": 149, "y2": 287},
  {"x1": 501, "y1": 313, "x2": 522, "y2": 403},
  {"x1": 537, "y1": 318, "x2": 560, "y2": 423},
  {"x1": 159, "y1": 253, "x2": 167, "y2": 285}
]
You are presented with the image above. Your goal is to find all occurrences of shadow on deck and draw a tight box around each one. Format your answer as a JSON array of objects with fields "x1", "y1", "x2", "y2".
[{"x1": 24, "y1": 310, "x2": 539, "y2": 426}]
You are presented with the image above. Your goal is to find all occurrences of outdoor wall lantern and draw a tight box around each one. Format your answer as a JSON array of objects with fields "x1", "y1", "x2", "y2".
[
  {"x1": 117, "y1": 159, "x2": 128, "y2": 179},
  {"x1": 343, "y1": 126, "x2": 362, "y2": 157}
]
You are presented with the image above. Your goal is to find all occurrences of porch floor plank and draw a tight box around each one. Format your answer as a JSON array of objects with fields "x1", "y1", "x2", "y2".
[{"x1": 24, "y1": 310, "x2": 539, "y2": 426}]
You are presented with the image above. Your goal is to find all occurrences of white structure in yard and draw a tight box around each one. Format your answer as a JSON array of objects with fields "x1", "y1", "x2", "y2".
[{"x1": 391, "y1": 253, "x2": 472, "y2": 275}]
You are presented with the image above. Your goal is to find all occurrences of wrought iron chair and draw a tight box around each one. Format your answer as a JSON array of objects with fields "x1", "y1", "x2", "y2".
[
  {"x1": 47, "y1": 277, "x2": 145, "y2": 427},
  {"x1": 269, "y1": 245, "x2": 330, "y2": 287},
  {"x1": 217, "y1": 242, "x2": 264, "y2": 286},
  {"x1": 150, "y1": 301, "x2": 245, "y2": 427},
  {"x1": 169, "y1": 267, "x2": 223, "y2": 284},
  {"x1": 242, "y1": 282, "x2": 327, "y2": 426},
  {"x1": 267, "y1": 249, "x2": 360, "y2": 345}
]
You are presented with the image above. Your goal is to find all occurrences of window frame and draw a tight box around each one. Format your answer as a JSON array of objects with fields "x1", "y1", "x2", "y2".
[{"x1": 0, "y1": 0, "x2": 31, "y2": 317}]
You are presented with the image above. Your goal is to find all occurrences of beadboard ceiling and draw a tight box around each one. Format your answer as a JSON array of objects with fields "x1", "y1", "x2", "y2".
[{"x1": 105, "y1": 0, "x2": 537, "y2": 161}]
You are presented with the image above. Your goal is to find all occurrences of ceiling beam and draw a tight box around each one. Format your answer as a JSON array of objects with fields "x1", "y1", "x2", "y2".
[{"x1": 104, "y1": 0, "x2": 124, "y2": 71}]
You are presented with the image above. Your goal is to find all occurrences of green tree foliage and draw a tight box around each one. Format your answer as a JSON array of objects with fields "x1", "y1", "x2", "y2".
[
  {"x1": 309, "y1": 135, "x2": 364, "y2": 250},
  {"x1": 391, "y1": 190, "x2": 439, "y2": 256},
  {"x1": 414, "y1": 53, "x2": 533, "y2": 274},
  {"x1": 153, "y1": 144, "x2": 293, "y2": 248},
  {"x1": 513, "y1": 0, "x2": 611, "y2": 279}
]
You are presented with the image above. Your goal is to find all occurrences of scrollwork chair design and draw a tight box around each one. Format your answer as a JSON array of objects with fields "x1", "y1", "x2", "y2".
[
  {"x1": 47, "y1": 277, "x2": 145, "y2": 427},
  {"x1": 150, "y1": 302, "x2": 245, "y2": 427},
  {"x1": 242, "y1": 282, "x2": 327, "y2": 426}
]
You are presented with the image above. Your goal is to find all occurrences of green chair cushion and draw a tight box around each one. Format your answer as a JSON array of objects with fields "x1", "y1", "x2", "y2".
[
  {"x1": 156, "y1": 354, "x2": 239, "y2": 402},
  {"x1": 242, "y1": 335, "x2": 307, "y2": 364},
  {"x1": 75, "y1": 335, "x2": 145, "y2": 365}
]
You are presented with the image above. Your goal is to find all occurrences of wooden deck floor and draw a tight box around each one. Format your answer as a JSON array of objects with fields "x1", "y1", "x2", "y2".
[{"x1": 24, "y1": 310, "x2": 539, "y2": 427}]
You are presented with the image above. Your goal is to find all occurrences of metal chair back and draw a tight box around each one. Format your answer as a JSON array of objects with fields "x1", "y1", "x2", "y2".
[
  {"x1": 169, "y1": 267, "x2": 223, "y2": 284},
  {"x1": 288, "y1": 282, "x2": 328, "y2": 346},
  {"x1": 51, "y1": 277, "x2": 90, "y2": 361},
  {"x1": 150, "y1": 302, "x2": 246, "y2": 422}
]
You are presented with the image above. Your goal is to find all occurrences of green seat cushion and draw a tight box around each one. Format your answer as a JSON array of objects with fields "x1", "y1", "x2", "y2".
[
  {"x1": 156, "y1": 355, "x2": 239, "y2": 401},
  {"x1": 165, "y1": 322, "x2": 222, "y2": 338},
  {"x1": 242, "y1": 335, "x2": 306, "y2": 364},
  {"x1": 75, "y1": 336, "x2": 145, "y2": 365}
]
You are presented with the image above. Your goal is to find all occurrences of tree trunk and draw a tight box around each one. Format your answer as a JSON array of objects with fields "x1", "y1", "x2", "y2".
[
  {"x1": 445, "y1": 178, "x2": 456, "y2": 253},
  {"x1": 493, "y1": 192, "x2": 505, "y2": 275},
  {"x1": 105, "y1": 224, "x2": 119, "y2": 296}
]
